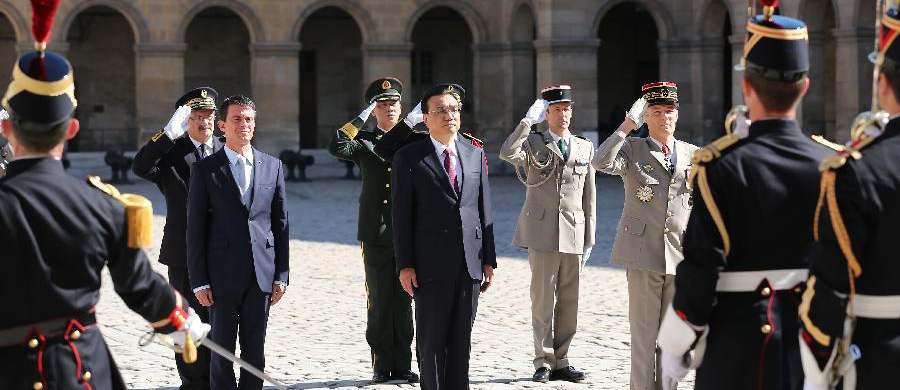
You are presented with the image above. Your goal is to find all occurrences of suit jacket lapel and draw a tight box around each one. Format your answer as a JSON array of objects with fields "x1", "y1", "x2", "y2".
[
  {"x1": 421, "y1": 141, "x2": 458, "y2": 199},
  {"x1": 456, "y1": 139, "x2": 473, "y2": 199},
  {"x1": 542, "y1": 131, "x2": 564, "y2": 160},
  {"x1": 214, "y1": 149, "x2": 245, "y2": 207},
  {"x1": 673, "y1": 140, "x2": 691, "y2": 185},
  {"x1": 249, "y1": 148, "x2": 264, "y2": 212}
]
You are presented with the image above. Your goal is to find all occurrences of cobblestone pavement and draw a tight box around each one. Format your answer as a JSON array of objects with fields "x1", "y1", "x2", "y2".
[{"x1": 65, "y1": 151, "x2": 693, "y2": 389}]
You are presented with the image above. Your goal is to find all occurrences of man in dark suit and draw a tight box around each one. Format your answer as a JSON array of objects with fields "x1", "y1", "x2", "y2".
[
  {"x1": 133, "y1": 87, "x2": 222, "y2": 389},
  {"x1": 186, "y1": 95, "x2": 290, "y2": 390},
  {"x1": 392, "y1": 83, "x2": 497, "y2": 389}
]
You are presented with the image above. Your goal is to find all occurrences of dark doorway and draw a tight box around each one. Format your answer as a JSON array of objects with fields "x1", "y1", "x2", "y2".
[{"x1": 184, "y1": 7, "x2": 251, "y2": 101}]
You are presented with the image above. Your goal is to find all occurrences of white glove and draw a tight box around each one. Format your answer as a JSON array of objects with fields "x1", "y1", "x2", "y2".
[
  {"x1": 164, "y1": 105, "x2": 192, "y2": 140},
  {"x1": 660, "y1": 350, "x2": 690, "y2": 389},
  {"x1": 171, "y1": 308, "x2": 211, "y2": 347},
  {"x1": 403, "y1": 101, "x2": 424, "y2": 128},
  {"x1": 358, "y1": 102, "x2": 377, "y2": 121},
  {"x1": 626, "y1": 97, "x2": 647, "y2": 128},
  {"x1": 523, "y1": 99, "x2": 548, "y2": 125},
  {"x1": 0, "y1": 109, "x2": 8, "y2": 121}
]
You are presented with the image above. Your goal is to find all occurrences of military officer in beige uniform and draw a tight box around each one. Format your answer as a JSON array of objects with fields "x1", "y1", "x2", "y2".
[
  {"x1": 592, "y1": 82, "x2": 697, "y2": 390},
  {"x1": 500, "y1": 85, "x2": 596, "y2": 383}
]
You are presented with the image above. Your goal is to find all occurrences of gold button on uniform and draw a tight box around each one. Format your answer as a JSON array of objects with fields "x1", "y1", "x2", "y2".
[
  {"x1": 387, "y1": 167, "x2": 391, "y2": 172},
  {"x1": 385, "y1": 184, "x2": 390, "y2": 188},
  {"x1": 760, "y1": 287, "x2": 771, "y2": 297},
  {"x1": 761, "y1": 324, "x2": 772, "y2": 334},
  {"x1": 383, "y1": 200, "x2": 388, "y2": 204},
  {"x1": 82, "y1": 371, "x2": 92, "y2": 381},
  {"x1": 33, "y1": 382, "x2": 43, "y2": 390},
  {"x1": 28, "y1": 339, "x2": 39, "y2": 348},
  {"x1": 70, "y1": 330, "x2": 81, "y2": 340}
]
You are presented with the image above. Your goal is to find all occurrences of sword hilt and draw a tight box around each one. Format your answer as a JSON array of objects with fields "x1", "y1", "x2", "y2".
[{"x1": 182, "y1": 330, "x2": 198, "y2": 364}]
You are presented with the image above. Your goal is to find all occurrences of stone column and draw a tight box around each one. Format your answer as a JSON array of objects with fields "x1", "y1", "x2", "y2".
[
  {"x1": 659, "y1": 38, "x2": 703, "y2": 144},
  {"x1": 833, "y1": 28, "x2": 874, "y2": 144},
  {"x1": 697, "y1": 37, "x2": 727, "y2": 142},
  {"x1": 362, "y1": 43, "x2": 413, "y2": 94},
  {"x1": 474, "y1": 42, "x2": 515, "y2": 150},
  {"x1": 251, "y1": 43, "x2": 302, "y2": 154},
  {"x1": 534, "y1": 39, "x2": 599, "y2": 133},
  {"x1": 135, "y1": 43, "x2": 185, "y2": 143},
  {"x1": 729, "y1": 34, "x2": 745, "y2": 108}
]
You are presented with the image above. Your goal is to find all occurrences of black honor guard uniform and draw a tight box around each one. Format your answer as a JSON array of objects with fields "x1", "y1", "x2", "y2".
[
  {"x1": 799, "y1": 6, "x2": 900, "y2": 389},
  {"x1": 132, "y1": 87, "x2": 221, "y2": 389},
  {"x1": 656, "y1": 4, "x2": 831, "y2": 389},
  {"x1": 0, "y1": 4, "x2": 199, "y2": 389},
  {"x1": 327, "y1": 78, "x2": 416, "y2": 383}
]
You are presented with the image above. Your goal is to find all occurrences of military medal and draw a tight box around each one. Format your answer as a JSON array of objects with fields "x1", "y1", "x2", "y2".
[
  {"x1": 642, "y1": 163, "x2": 653, "y2": 171},
  {"x1": 635, "y1": 185, "x2": 654, "y2": 202}
]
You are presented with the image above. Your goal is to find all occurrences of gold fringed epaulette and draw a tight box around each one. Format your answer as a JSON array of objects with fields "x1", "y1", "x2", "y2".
[
  {"x1": 151, "y1": 130, "x2": 165, "y2": 142},
  {"x1": 88, "y1": 176, "x2": 153, "y2": 249},
  {"x1": 338, "y1": 117, "x2": 365, "y2": 140},
  {"x1": 687, "y1": 132, "x2": 742, "y2": 257},
  {"x1": 461, "y1": 132, "x2": 483, "y2": 148}
]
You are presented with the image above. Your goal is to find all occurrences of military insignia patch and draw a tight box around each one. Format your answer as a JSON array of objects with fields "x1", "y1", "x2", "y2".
[
  {"x1": 200, "y1": 89, "x2": 207, "y2": 98},
  {"x1": 635, "y1": 185, "x2": 654, "y2": 202},
  {"x1": 382, "y1": 80, "x2": 391, "y2": 90}
]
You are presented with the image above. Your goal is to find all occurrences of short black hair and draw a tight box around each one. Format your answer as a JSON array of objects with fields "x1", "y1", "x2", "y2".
[
  {"x1": 745, "y1": 72, "x2": 806, "y2": 112},
  {"x1": 422, "y1": 87, "x2": 463, "y2": 114},
  {"x1": 879, "y1": 64, "x2": 900, "y2": 106},
  {"x1": 218, "y1": 95, "x2": 256, "y2": 120},
  {"x1": 8, "y1": 113, "x2": 70, "y2": 153}
]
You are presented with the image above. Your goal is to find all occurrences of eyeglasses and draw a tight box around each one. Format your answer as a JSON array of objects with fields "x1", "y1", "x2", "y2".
[
  {"x1": 428, "y1": 106, "x2": 461, "y2": 115},
  {"x1": 190, "y1": 115, "x2": 215, "y2": 123}
]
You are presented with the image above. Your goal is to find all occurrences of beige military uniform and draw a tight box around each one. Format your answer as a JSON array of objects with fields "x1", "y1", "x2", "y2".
[
  {"x1": 499, "y1": 120, "x2": 596, "y2": 370},
  {"x1": 592, "y1": 131, "x2": 697, "y2": 390}
]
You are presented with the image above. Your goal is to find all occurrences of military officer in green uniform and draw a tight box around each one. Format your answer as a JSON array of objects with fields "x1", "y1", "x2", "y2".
[{"x1": 328, "y1": 77, "x2": 418, "y2": 384}]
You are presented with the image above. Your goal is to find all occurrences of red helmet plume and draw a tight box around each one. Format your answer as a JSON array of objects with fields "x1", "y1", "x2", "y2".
[{"x1": 30, "y1": 0, "x2": 61, "y2": 51}]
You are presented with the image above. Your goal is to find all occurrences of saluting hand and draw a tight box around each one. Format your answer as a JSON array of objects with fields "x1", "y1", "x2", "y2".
[
  {"x1": 522, "y1": 98, "x2": 548, "y2": 125},
  {"x1": 399, "y1": 267, "x2": 418, "y2": 298},
  {"x1": 480, "y1": 265, "x2": 495, "y2": 293},
  {"x1": 403, "y1": 102, "x2": 424, "y2": 128}
]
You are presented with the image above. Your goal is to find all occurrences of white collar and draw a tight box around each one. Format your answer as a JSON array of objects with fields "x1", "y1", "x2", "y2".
[
  {"x1": 224, "y1": 145, "x2": 254, "y2": 166},
  {"x1": 430, "y1": 135, "x2": 458, "y2": 156},
  {"x1": 188, "y1": 134, "x2": 215, "y2": 151},
  {"x1": 548, "y1": 130, "x2": 571, "y2": 144},
  {"x1": 649, "y1": 136, "x2": 676, "y2": 152}
]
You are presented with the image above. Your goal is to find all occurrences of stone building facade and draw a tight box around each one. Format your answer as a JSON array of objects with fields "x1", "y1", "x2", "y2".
[{"x1": 0, "y1": 0, "x2": 878, "y2": 153}]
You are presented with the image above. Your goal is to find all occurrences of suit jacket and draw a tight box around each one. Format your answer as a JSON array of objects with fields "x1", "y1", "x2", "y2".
[
  {"x1": 328, "y1": 128, "x2": 393, "y2": 245},
  {"x1": 593, "y1": 132, "x2": 698, "y2": 274},
  {"x1": 133, "y1": 133, "x2": 223, "y2": 267},
  {"x1": 499, "y1": 121, "x2": 596, "y2": 254},
  {"x1": 186, "y1": 147, "x2": 290, "y2": 296},
  {"x1": 391, "y1": 137, "x2": 497, "y2": 283}
]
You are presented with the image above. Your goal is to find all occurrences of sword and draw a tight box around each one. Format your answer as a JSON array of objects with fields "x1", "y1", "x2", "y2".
[{"x1": 141, "y1": 332, "x2": 289, "y2": 390}]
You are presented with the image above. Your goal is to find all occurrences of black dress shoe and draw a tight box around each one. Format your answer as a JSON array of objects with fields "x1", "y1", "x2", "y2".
[
  {"x1": 372, "y1": 370, "x2": 390, "y2": 384},
  {"x1": 550, "y1": 366, "x2": 586, "y2": 382},
  {"x1": 532, "y1": 367, "x2": 551, "y2": 383},
  {"x1": 391, "y1": 370, "x2": 419, "y2": 383}
]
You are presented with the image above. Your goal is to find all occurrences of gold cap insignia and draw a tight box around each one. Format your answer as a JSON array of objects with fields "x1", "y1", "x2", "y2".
[
  {"x1": 200, "y1": 89, "x2": 207, "y2": 98},
  {"x1": 382, "y1": 80, "x2": 391, "y2": 90}
]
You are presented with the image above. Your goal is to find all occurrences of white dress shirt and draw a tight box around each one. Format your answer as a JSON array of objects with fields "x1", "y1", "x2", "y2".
[
  {"x1": 430, "y1": 135, "x2": 462, "y2": 188},
  {"x1": 188, "y1": 135, "x2": 215, "y2": 158},
  {"x1": 224, "y1": 146, "x2": 254, "y2": 206},
  {"x1": 648, "y1": 136, "x2": 677, "y2": 168}
]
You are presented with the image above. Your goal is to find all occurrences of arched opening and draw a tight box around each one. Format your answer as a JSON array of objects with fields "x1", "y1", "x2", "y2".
[
  {"x1": 801, "y1": 0, "x2": 836, "y2": 137},
  {"x1": 701, "y1": 0, "x2": 733, "y2": 141},
  {"x1": 410, "y1": 7, "x2": 475, "y2": 127},
  {"x1": 66, "y1": 6, "x2": 136, "y2": 151},
  {"x1": 184, "y1": 7, "x2": 251, "y2": 103},
  {"x1": 0, "y1": 12, "x2": 15, "y2": 98},
  {"x1": 856, "y1": 0, "x2": 877, "y2": 114},
  {"x1": 510, "y1": 3, "x2": 537, "y2": 126},
  {"x1": 596, "y1": 2, "x2": 660, "y2": 138},
  {"x1": 298, "y1": 6, "x2": 363, "y2": 148}
]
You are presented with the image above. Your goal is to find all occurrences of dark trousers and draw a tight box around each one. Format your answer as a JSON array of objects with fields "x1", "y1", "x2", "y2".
[
  {"x1": 167, "y1": 266, "x2": 211, "y2": 390},
  {"x1": 208, "y1": 281, "x2": 270, "y2": 390},
  {"x1": 363, "y1": 241, "x2": 414, "y2": 373},
  {"x1": 415, "y1": 267, "x2": 480, "y2": 390}
]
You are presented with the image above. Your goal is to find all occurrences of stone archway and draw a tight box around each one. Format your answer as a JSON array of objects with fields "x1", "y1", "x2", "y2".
[
  {"x1": 66, "y1": 6, "x2": 137, "y2": 151},
  {"x1": 297, "y1": 6, "x2": 363, "y2": 148},
  {"x1": 596, "y1": 2, "x2": 660, "y2": 137},
  {"x1": 184, "y1": 6, "x2": 251, "y2": 102}
]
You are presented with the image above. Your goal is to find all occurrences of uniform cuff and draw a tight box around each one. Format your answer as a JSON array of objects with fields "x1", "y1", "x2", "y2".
[{"x1": 192, "y1": 285, "x2": 210, "y2": 294}]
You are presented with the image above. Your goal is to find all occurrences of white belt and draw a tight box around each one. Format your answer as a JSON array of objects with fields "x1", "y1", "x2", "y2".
[
  {"x1": 715, "y1": 269, "x2": 808, "y2": 292},
  {"x1": 850, "y1": 294, "x2": 900, "y2": 319}
]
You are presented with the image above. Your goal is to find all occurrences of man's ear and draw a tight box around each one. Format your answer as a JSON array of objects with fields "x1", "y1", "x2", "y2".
[{"x1": 64, "y1": 118, "x2": 80, "y2": 141}]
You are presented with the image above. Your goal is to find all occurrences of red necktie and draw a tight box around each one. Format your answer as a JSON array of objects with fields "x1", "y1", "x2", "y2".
[
  {"x1": 443, "y1": 148, "x2": 459, "y2": 193},
  {"x1": 661, "y1": 144, "x2": 673, "y2": 173}
]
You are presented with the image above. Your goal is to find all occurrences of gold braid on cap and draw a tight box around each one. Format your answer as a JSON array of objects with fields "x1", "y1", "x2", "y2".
[{"x1": 1, "y1": 62, "x2": 77, "y2": 112}]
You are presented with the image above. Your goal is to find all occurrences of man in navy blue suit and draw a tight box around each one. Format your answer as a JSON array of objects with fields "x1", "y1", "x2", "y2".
[
  {"x1": 186, "y1": 95, "x2": 290, "y2": 390},
  {"x1": 392, "y1": 84, "x2": 497, "y2": 389}
]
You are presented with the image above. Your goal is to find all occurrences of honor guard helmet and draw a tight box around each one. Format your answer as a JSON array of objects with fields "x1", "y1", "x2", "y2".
[
  {"x1": 365, "y1": 77, "x2": 402, "y2": 104},
  {"x1": 176, "y1": 87, "x2": 218, "y2": 111},
  {"x1": 540, "y1": 85, "x2": 574, "y2": 104},
  {"x1": 871, "y1": 4, "x2": 900, "y2": 71},
  {"x1": 736, "y1": 0, "x2": 809, "y2": 82},
  {"x1": 641, "y1": 82, "x2": 679, "y2": 106},
  {"x1": 421, "y1": 83, "x2": 466, "y2": 111},
  {"x1": 1, "y1": 0, "x2": 76, "y2": 129}
]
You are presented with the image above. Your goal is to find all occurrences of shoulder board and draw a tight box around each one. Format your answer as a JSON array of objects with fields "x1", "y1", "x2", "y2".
[
  {"x1": 691, "y1": 133, "x2": 742, "y2": 165},
  {"x1": 574, "y1": 134, "x2": 588, "y2": 140},
  {"x1": 818, "y1": 134, "x2": 878, "y2": 172},
  {"x1": 87, "y1": 176, "x2": 153, "y2": 249},
  {"x1": 460, "y1": 132, "x2": 483, "y2": 148},
  {"x1": 150, "y1": 130, "x2": 165, "y2": 142}
]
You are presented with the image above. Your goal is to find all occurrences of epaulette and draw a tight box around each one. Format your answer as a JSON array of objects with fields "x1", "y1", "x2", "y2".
[
  {"x1": 687, "y1": 132, "x2": 743, "y2": 257},
  {"x1": 817, "y1": 134, "x2": 877, "y2": 172},
  {"x1": 573, "y1": 134, "x2": 588, "y2": 140},
  {"x1": 150, "y1": 130, "x2": 165, "y2": 142},
  {"x1": 87, "y1": 176, "x2": 153, "y2": 249},
  {"x1": 461, "y1": 131, "x2": 483, "y2": 148}
]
